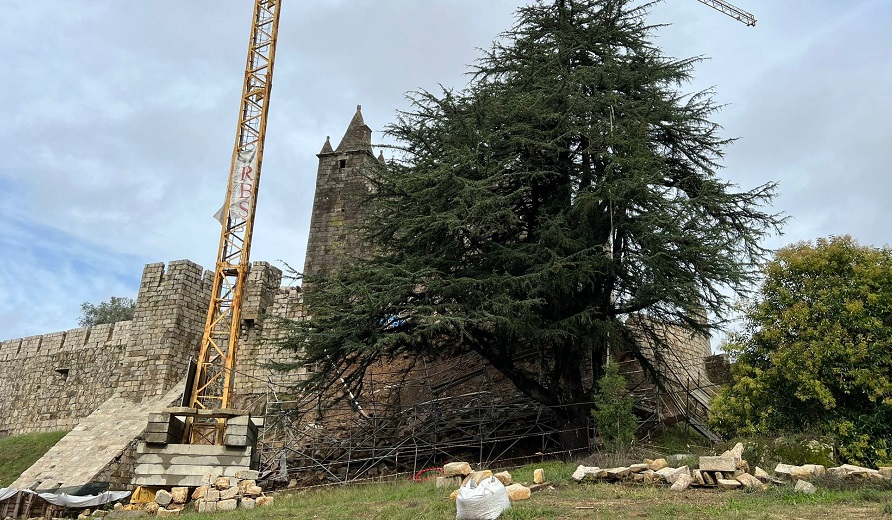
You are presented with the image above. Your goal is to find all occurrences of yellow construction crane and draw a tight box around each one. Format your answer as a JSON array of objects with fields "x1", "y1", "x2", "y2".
[
  {"x1": 185, "y1": 0, "x2": 282, "y2": 445},
  {"x1": 695, "y1": 0, "x2": 756, "y2": 26}
]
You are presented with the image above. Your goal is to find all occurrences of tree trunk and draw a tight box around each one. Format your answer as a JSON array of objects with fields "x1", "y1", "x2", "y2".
[{"x1": 554, "y1": 403, "x2": 591, "y2": 456}]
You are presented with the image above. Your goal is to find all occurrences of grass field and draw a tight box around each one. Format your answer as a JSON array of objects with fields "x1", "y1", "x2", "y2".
[
  {"x1": 174, "y1": 461, "x2": 892, "y2": 520},
  {"x1": 0, "y1": 430, "x2": 67, "y2": 487}
]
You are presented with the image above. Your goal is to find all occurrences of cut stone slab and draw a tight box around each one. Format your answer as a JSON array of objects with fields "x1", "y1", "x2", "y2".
[
  {"x1": 753, "y1": 467, "x2": 771, "y2": 481},
  {"x1": 717, "y1": 479, "x2": 742, "y2": 490},
  {"x1": 628, "y1": 463, "x2": 649, "y2": 473},
  {"x1": 256, "y1": 496, "x2": 274, "y2": 507},
  {"x1": 670, "y1": 474, "x2": 692, "y2": 491},
  {"x1": 240, "y1": 498, "x2": 256, "y2": 510},
  {"x1": 654, "y1": 467, "x2": 676, "y2": 484},
  {"x1": 533, "y1": 468, "x2": 546, "y2": 484},
  {"x1": 606, "y1": 467, "x2": 631, "y2": 479},
  {"x1": 170, "y1": 487, "x2": 188, "y2": 504},
  {"x1": 235, "y1": 470, "x2": 259, "y2": 480},
  {"x1": 661, "y1": 466, "x2": 690, "y2": 485},
  {"x1": 572, "y1": 465, "x2": 599, "y2": 481},
  {"x1": 699, "y1": 456, "x2": 737, "y2": 472},
  {"x1": 838, "y1": 464, "x2": 879, "y2": 478},
  {"x1": 156, "y1": 509, "x2": 179, "y2": 518},
  {"x1": 217, "y1": 499, "x2": 238, "y2": 512},
  {"x1": 647, "y1": 458, "x2": 668, "y2": 471},
  {"x1": 774, "y1": 463, "x2": 794, "y2": 478},
  {"x1": 219, "y1": 486, "x2": 239, "y2": 500},
  {"x1": 154, "y1": 490, "x2": 172, "y2": 507},
  {"x1": 464, "y1": 470, "x2": 493, "y2": 485},
  {"x1": 494, "y1": 471, "x2": 512, "y2": 486},
  {"x1": 443, "y1": 462, "x2": 472, "y2": 477},
  {"x1": 692, "y1": 469, "x2": 705, "y2": 486},
  {"x1": 643, "y1": 470, "x2": 655, "y2": 484},
  {"x1": 721, "y1": 442, "x2": 745, "y2": 460},
  {"x1": 879, "y1": 467, "x2": 892, "y2": 480},
  {"x1": 802, "y1": 464, "x2": 827, "y2": 477},
  {"x1": 735, "y1": 472, "x2": 766, "y2": 491},
  {"x1": 506, "y1": 484, "x2": 531, "y2": 501},
  {"x1": 794, "y1": 479, "x2": 816, "y2": 494},
  {"x1": 197, "y1": 501, "x2": 216, "y2": 514}
]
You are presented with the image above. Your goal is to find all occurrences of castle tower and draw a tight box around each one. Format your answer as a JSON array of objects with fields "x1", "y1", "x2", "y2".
[{"x1": 302, "y1": 105, "x2": 378, "y2": 278}]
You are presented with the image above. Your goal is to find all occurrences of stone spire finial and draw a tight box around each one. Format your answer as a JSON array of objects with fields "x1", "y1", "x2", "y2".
[
  {"x1": 377, "y1": 150, "x2": 386, "y2": 164},
  {"x1": 335, "y1": 104, "x2": 372, "y2": 152},
  {"x1": 319, "y1": 135, "x2": 333, "y2": 154}
]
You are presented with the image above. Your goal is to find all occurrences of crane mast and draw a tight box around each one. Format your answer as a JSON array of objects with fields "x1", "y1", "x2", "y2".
[
  {"x1": 186, "y1": 0, "x2": 282, "y2": 445},
  {"x1": 695, "y1": 0, "x2": 756, "y2": 26}
]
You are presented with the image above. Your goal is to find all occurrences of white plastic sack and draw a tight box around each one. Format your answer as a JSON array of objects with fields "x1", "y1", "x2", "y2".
[{"x1": 455, "y1": 476, "x2": 511, "y2": 520}]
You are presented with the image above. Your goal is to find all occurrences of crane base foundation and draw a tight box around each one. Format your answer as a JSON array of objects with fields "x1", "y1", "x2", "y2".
[{"x1": 132, "y1": 412, "x2": 260, "y2": 487}]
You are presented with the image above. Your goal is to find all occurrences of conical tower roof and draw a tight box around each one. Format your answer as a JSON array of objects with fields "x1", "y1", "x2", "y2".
[
  {"x1": 335, "y1": 105, "x2": 372, "y2": 152},
  {"x1": 319, "y1": 136, "x2": 333, "y2": 155}
]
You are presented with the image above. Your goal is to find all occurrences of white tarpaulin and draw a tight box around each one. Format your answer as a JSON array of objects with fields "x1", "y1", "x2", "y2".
[
  {"x1": 36, "y1": 490, "x2": 131, "y2": 508},
  {"x1": 0, "y1": 489, "x2": 130, "y2": 508},
  {"x1": 214, "y1": 148, "x2": 258, "y2": 224},
  {"x1": 0, "y1": 487, "x2": 17, "y2": 501}
]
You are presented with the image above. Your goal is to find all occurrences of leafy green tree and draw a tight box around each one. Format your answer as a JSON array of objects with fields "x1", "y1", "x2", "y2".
[
  {"x1": 592, "y1": 362, "x2": 636, "y2": 452},
  {"x1": 279, "y1": 0, "x2": 781, "y2": 450},
  {"x1": 78, "y1": 296, "x2": 136, "y2": 327},
  {"x1": 710, "y1": 236, "x2": 892, "y2": 466}
]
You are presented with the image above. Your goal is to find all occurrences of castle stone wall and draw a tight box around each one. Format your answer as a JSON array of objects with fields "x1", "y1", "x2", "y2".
[
  {"x1": 0, "y1": 259, "x2": 307, "y2": 437},
  {"x1": 0, "y1": 323, "x2": 129, "y2": 436}
]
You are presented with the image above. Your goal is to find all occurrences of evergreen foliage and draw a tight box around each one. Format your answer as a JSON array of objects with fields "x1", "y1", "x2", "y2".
[
  {"x1": 592, "y1": 362, "x2": 636, "y2": 452},
  {"x1": 277, "y1": 0, "x2": 781, "y2": 449},
  {"x1": 710, "y1": 236, "x2": 892, "y2": 466},
  {"x1": 78, "y1": 296, "x2": 136, "y2": 327}
]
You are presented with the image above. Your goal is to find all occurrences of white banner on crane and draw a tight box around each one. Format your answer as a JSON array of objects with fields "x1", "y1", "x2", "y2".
[{"x1": 214, "y1": 148, "x2": 258, "y2": 224}]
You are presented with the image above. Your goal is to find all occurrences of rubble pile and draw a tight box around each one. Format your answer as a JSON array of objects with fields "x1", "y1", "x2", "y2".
[
  {"x1": 119, "y1": 470, "x2": 274, "y2": 516},
  {"x1": 571, "y1": 443, "x2": 892, "y2": 495}
]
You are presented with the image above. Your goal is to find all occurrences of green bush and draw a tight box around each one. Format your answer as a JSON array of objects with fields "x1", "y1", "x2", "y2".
[{"x1": 592, "y1": 362, "x2": 637, "y2": 453}]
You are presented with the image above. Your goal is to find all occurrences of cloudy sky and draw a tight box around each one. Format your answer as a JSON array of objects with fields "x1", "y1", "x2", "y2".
[{"x1": 1, "y1": 0, "x2": 890, "y2": 342}]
